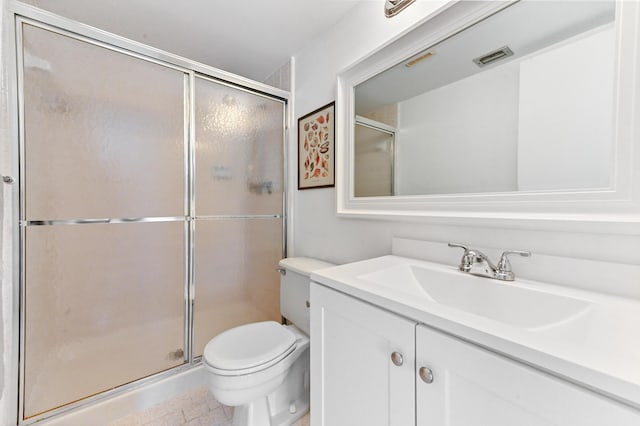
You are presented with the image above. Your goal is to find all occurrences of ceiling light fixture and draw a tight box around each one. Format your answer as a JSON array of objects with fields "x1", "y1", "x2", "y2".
[
  {"x1": 385, "y1": 0, "x2": 416, "y2": 18},
  {"x1": 405, "y1": 51, "x2": 436, "y2": 67}
]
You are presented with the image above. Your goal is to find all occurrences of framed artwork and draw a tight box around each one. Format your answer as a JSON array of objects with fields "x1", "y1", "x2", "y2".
[{"x1": 298, "y1": 102, "x2": 335, "y2": 189}]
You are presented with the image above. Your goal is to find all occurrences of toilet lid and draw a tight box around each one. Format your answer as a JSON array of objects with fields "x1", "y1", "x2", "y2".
[{"x1": 203, "y1": 321, "x2": 296, "y2": 371}]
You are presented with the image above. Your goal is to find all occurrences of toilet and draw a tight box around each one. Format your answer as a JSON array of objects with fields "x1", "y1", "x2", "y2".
[{"x1": 203, "y1": 257, "x2": 334, "y2": 426}]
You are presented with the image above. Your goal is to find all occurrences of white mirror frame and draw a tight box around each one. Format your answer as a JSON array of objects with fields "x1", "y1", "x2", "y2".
[{"x1": 336, "y1": 0, "x2": 640, "y2": 235}]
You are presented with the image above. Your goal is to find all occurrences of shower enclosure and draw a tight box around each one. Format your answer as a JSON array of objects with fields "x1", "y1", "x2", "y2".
[{"x1": 15, "y1": 15, "x2": 286, "y2": 422}]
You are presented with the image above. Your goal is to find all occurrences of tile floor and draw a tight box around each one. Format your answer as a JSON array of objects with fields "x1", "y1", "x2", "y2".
[{"x1": 109, "y1": 386, "x2": 310, "y2": 426}]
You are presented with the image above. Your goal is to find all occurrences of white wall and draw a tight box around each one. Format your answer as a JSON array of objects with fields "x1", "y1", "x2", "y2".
[
  {"x1": 392, "y1": 23, "x2": 614, "y2": 196},
  {"x1": 291, "y1": 1, "x2": 640, "y2": 296},
  {"x1": 518, "y1": 25, "x2": 614, "y2": 191},
  {"x1": 263, "y1": 59, "x2": 291, "y2": 91},
  {"x1": 396, "y1": 62, "x2": 519, "y2": 195}
]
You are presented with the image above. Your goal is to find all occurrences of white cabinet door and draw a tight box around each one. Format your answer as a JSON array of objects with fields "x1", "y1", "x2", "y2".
[
  {"x1": 416, "y1": 325, "x2": 640, "y2": 426},
  {"x1": 311, "y1": 284, "x2": 416, "y2": 426}
]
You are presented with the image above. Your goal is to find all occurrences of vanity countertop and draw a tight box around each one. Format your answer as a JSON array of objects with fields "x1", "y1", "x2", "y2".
[{"x1": 311, "y1": 255, "x2": 640, "y2": 409}]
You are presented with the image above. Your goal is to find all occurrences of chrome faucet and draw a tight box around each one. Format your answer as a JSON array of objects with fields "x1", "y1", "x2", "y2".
[{"x1": 448, "y1": 243, "x2": 530, "y2": 281}]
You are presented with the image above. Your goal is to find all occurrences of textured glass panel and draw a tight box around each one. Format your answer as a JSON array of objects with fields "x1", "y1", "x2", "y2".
[
  {"x1": 195, "y1": 77, "x2": 284, "y2": 216},
  {"x1": 22, "y1": 24, "x2": 185, "y2": 220},
  {"x1": 193, "y1": 219, "x2": 283, "y2": 356},
  {"x1": 354, "y1": 124, "x2": 394, "y2": 197},
  {"x1": 24, "y1": 222, "x2": 185, "y2": 418}
]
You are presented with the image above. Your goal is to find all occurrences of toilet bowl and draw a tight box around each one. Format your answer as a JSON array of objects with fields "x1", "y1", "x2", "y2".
[{"x1": 203, "y1": 257, "x2": 334, "y2": 426}]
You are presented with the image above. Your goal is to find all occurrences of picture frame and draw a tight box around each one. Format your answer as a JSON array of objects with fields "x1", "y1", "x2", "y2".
[{"x1": 298, "y1": 102, "x2": 335, "y2": 189}]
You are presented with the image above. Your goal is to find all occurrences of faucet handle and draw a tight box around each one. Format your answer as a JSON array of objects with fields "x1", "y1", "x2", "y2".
[
  {"x1": 448, "y1": 242, "x2": 468, "y2": 252},
  {"x1": 496, "y1": 250, "x2": 531, "y2": 280},
  {"x1": 448, "y1": 243, "x2": 471, "y2": 271}
]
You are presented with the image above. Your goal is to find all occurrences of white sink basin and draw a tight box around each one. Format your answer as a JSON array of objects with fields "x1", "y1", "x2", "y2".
[{"x1": 358, "y1": 263, "x2": 592, "y2": 329}]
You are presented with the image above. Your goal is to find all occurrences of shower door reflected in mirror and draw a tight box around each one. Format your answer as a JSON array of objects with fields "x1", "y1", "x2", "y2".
[
  {"x1": 21, "y1": 22, "x2": 187, "y2": 418},
  {"x1": 354, "y1": 117, "x2": 395, "y2": 197}
]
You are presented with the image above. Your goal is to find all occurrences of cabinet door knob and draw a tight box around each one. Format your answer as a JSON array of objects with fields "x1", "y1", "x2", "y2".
[
  {"x1": 419, "y1": 366, "x2": 434, "y2": 384},
  {"x1": 391, "y1": 351, "x2": 403, "y2": 366}
]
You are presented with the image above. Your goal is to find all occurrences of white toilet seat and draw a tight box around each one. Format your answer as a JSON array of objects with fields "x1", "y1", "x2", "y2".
[{"x1": 203, "y1": 321, "x2": 297, "y2": 376}]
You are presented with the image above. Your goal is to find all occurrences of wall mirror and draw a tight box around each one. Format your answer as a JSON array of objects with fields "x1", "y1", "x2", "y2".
[
  {"x1": 355, "y1": 0, "x2": 616, "y2": 197},
  {"x1": 337, "y1": 0, "x2": 640, "y2": 231}
]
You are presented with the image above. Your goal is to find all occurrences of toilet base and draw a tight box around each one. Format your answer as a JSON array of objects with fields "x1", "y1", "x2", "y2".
[
  {"x1": 230, "y1": 348, "x2": 310, "y2": 426},
  {"x1": 232, "y1": 398, "x2": 269, "y2": 426},
  {"x1": 206, "y1": 326, "x2": 310, "y2": 426},
  {"x1": 232, "y1": 393, "x2": 309, "y2": 426}
]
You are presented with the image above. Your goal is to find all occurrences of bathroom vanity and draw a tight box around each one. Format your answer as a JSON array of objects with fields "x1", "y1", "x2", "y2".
[
  {"x1": 309, "y1": 252, "x2": 640, "y2": 425},
  {"x1": 314, "y1": 0, "x2": 640, "y2": 422}
]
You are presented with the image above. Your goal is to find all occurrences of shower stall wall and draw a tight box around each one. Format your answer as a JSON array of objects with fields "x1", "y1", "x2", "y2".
[{"x1": 17, "y1": 17, "x2": 285, "y2": 422}]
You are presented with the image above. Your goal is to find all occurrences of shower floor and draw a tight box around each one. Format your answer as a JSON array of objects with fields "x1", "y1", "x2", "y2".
[{"x1": 109, "y1": 386, "x2": 311, "y2": 426}]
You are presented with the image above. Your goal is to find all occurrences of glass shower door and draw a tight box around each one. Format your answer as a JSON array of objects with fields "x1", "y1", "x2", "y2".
[
  {"x1": 192, "y1": 76, "x2": 285, "y2": 356},
  {"x1": 20, "y1": 23, "x2": 187, "y2": 418},
  {"x1": 18, "y1": 18, "x2": 287, "y2": 421}
]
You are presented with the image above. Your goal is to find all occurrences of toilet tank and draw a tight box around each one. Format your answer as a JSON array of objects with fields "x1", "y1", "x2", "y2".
[{"x1": 279, "y1": 257, "x2": 335, "y2": 335}]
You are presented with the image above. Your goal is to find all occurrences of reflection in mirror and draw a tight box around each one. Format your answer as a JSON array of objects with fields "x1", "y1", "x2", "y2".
[
  {"x1": 354, "y1": 116, "x2": 395, "y2": 197},
  {"x1": 354, "y1": 1, "x2": 616, "y2": 197}
]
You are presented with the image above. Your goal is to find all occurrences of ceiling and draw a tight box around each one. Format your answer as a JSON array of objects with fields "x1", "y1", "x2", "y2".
[{"x1": 18, "y1": 0, "x2": 363, "y2": 84}]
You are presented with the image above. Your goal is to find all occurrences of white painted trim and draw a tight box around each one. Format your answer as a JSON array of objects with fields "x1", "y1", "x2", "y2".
[
  {"x1": 287, "y1": 56, "x2": 296, "y2": 256},
  {"x1": 336, "y1": 1, "x2": 640, "y2": 234}
]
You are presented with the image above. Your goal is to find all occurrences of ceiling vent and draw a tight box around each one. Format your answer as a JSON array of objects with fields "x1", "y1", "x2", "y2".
[{"x1": 473, "y1": 46, "x2": 514, "y2": 67}]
